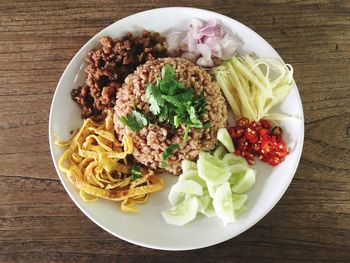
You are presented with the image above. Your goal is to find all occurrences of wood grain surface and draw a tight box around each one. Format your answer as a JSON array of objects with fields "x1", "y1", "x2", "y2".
[{"x1": 1, "y1": 0, "x2": 349, "y2": 262}]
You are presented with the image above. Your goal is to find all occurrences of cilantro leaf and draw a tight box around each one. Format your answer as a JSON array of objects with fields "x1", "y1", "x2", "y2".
[
  {"x1": 203, "y1": 122, "x2": 211, "y2": 129},
  {"x1": 176, "y1": 82, "x2": 186, "y2": 90},
  {"x1": 119, "y1": 110, "x2": 148, "y2": 132},
  {"x1": 188, "y1": 106, "x2": 203, "y2": 128},
  {"x1": 193, "y1": 91, "x2": 207, "y2": 114},
  {"x1": 181, "y1": 89, "x2": 194, "y2": 101},
  {"x1": 162, "y1": 144, "x2": 180, "y2": 161},
  {"x1": 183, "y1": 125, "x2": 190, "y2": 141},
  {"x1": 146, "y1": 84, "x2": 164, "y2": 115},
  {"x1": 161, "y1": 64, "x2": 175, "y2": 81},
  {"x1": 131, "y1": 165, "x2": 141, "y2": 180},
  {"x1": 174, "y1": 115, "x2": 181, "y2": 128},
  {"x1": 160, "y1": 79, "x2": 178, "y2": 95},
  {"x1": 145, "y1": 64, "x2": 207, "y2": 139},
  {"x1": 158, "y1": 105, "x2": 169, "y2": 122},
  {"x1": 162, "y1": 94, "x2": 183, "y2": 108},
  {"x1": 160, "y1": 161, "x2": 167, "y2": 168}
]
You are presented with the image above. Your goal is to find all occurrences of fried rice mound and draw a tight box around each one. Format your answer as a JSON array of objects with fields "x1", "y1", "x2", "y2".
[{"x1": 114, "y1": 57, "x2": 227, "y2": 175}]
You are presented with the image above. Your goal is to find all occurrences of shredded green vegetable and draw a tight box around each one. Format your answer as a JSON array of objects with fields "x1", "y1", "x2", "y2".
[{"x1": 212, "y1": 55, "x2": 294, "y2": 121}]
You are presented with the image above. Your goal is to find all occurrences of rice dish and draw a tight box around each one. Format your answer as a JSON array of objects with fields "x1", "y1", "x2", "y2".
[{"x1": 114, "y1": 57, "x2": 227, "y2": 174}]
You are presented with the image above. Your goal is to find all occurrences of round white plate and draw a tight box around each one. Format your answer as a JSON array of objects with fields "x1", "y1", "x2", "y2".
[{"x1": 49, "y1": 7, "x2": 304, "y2": 251}]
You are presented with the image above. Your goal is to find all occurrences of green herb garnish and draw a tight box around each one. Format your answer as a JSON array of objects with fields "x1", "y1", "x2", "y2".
[
  {"x1": 160, "y1": 144, "x2": 180, "y2": 168},
  {"x1": 183, "y1": 125, "x2": 190, "y2": 141},
  {"x1": 162, "y1": 144, "x2": 180, "y2": 160},
  {"x1": 146, "y1": 83, "x2": 163, "y2": 115},
  {"x1": 131, "y1": 165, "x2": 141, "y2": 180},
  {"x1": 119, "y1": 110, "x2": 148, "y2": 132},
  {"x1": 145, "y1": 64, "x2": 208, "y2": 140},
  {"x1": 162, "y1": 63, "x2": 175, "y2": 81},
  {"x1": 160, "y1": 161, "x2": 167, "y2": 169}
]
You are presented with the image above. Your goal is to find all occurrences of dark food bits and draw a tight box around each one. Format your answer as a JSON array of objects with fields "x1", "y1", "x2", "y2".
[{"x1": 71, "y1": 30, "x2": 168, "y2": 121}]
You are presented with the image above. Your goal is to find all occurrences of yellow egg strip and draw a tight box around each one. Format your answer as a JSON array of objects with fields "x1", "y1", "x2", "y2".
[{"x1": 56, "y1": 110, "x2": 164, "y2": 213}]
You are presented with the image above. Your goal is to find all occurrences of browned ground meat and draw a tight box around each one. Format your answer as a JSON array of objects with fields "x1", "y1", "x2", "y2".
[{"x1": 71, "y1": 30, "x2": 168, "y2": 121}]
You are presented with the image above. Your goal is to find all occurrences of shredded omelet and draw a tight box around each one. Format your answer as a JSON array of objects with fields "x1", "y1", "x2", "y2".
[{"x1": 55, "y1": 110, "x2": 164, "y2": 212}]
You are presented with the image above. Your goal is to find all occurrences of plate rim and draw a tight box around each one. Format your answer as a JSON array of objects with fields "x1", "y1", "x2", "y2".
[{"x1": 49, "y1": 6, "x2": 304, "y2": 251}]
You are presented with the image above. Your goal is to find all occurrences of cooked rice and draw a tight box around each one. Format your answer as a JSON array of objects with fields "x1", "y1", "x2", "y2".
[{"x1": 114, "y1": 57, "x2": 227, "y2": 174}]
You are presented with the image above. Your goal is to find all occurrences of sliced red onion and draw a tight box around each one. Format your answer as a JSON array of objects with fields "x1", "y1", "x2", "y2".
[
  {"x1": 167, "y1": 32, "x2": 183, "y2": 52},
  {"x1": 196, "y1": 56, "x2": 214, "y2": 67},
  {"x1": 188, "y1": 18, "x2": 204, "y2": 35},
  {"x1": 167, "y1": 18, "x2": 241, "y2": 67},
  {"x1": 220, "y1": 34, "x2": 241, "y2": 60},
  {"x1": 181, "y1": 52, "x2": 198, "y2": 63},
  {"x1": 197, "y1": 43, "x2": 212, "y2": 60},
  {"x1": 197, "y1": 18, "x2": 220, "y2": 39},
  {"x1": 204, "y1": 37, "x2": 223, "y2": 58},
  {"x1": 205, "y1": 18, "x2": 217, "y2": 28},
  {"x1": 181, "y1": 33, "x2": 198, "y2": 54}
]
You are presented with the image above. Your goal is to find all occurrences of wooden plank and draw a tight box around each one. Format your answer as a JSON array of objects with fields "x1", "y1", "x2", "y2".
[{"x1": 0, "y1": 0, "x2": 349, "y2": 262}]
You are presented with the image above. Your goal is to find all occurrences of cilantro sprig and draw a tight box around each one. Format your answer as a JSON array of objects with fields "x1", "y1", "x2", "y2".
[
  {"x1": 145, "y1": 64, "x2": 208, "y2": 140},
  {"x1": 131, "y1": 165, "x2": 142, "y2": 180},
  {"x1": 119, "y1": 110, "x2": 148, "y2": 132},
  {"x1": 160, "y1": 144, "x2": 180, "y2": 168}
]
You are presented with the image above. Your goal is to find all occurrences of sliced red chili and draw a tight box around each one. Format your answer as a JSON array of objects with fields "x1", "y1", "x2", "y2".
[
  {"x1": 229, "y1": 127, "x2": 244, "y2": 139},
  {"x1": 238, "y1": 137, "x2": 248, "y2": 150},
  {"x1": 246, "y1": 152, "x2": 254, "y2": 160},
  {"x1": 259, "y1": 128, "x2": 270, "y2": 137},
  {"x1": 271, "y1": 126, "x2": 283, "y2": 136},
  {"x1": 228, "y1": 117, "x2": 288, "y2": 167},
  {"x1": 261, "y1": 136, "x2": 273, "y2": 154},
  {"x1": 249, "y1": 121, "x2": 262, "y2": 131},
  {"x1": 251, "y1": 142, "x2": 261, "y2": 152},
  {"x1": 266, "y1": 155, "x2": 281, "y2": 166},
  {"x1": 236, "y1": 117, "x2": 249, "y2": 128},
  {"x1": 247, "y1": 158, "x2": 255, "y2": 165},
  {"x1": 259, "y1": 119, "x2": 272, "y2": 129},
  {"x1": 245, "y1": 128, "x2": 258, "y2": 143},
  {"x1": 274, "y1": 143, "x2": 288, "y2": 158}
]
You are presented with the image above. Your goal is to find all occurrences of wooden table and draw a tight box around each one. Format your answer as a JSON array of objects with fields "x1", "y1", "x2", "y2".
[{"x1": 1, "y1": 1, "x2": 349, "y2": 262}]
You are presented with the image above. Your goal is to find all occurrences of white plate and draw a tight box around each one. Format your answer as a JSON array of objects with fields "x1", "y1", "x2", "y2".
[{"x1": 49, "y1": 7, "x2": 304, "y2": 251}]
